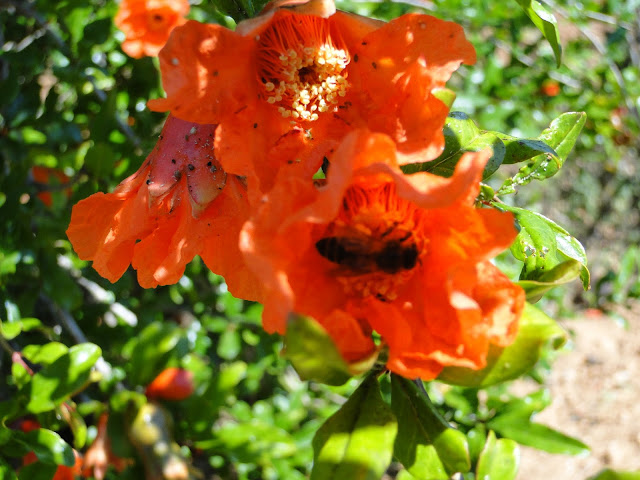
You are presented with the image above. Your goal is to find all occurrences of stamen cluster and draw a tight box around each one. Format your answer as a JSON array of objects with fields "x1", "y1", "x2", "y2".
[{"x1": 258, "y1": 16, "x2": 349, "y2": 121}]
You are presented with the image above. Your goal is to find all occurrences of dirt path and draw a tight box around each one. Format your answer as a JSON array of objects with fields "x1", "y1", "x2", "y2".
[{"x1": 517, "y1": 311, "x2": 640, "y2": 479}]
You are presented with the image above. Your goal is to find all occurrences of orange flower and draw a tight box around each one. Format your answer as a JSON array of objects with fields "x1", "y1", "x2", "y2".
[
  {"x1": 148, "y1": 0, "x2": 475, "y2": 192},
  {"x1": 67, "y1": 115, "x2": 261, "y2": 300},
  {"x1": 30, "y1": 166, "x2": 71, "y2": 207},
  {"x1": 241, "y1": 130, "x2": 524, "y2": 379},
  {"x1": 115, "y1": 0, "x2": 189, "y2": 58},
  {"x1": 82, "y1": 413, "x2": 131, "y2": 479},
  {"x1": 145, "y1": 367, "x2": 195, "y2": 400}
]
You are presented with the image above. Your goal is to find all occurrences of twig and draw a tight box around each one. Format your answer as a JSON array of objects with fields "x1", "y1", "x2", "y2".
[{"x1": 38, "y1": 294, "x2": 113, "y2": 378}]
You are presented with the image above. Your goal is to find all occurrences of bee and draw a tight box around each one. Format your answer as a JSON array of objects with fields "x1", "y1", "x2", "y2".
[{"x1": 315, "y1": 234, "x2": 419, "y2": 274}]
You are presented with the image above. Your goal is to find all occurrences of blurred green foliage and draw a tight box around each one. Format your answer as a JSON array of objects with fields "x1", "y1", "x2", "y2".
[{"x1": 1, "y1": 0, "x2": 639, "y2": 479}]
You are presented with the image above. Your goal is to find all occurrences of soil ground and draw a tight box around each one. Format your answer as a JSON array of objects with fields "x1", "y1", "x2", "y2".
[{"x1": 517, "y1": 308, "x2": 640, "y2": 479}]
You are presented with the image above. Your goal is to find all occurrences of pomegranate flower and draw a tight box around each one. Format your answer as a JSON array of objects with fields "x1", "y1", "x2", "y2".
[
  {"x1": 148, "y1": 0, "x2": 475, "y2": 192},
  {"x1": 115, "y1": 0, "x2": 190, "y2": 58},
  {"x1": 241, "y1": 130, "x2": 524, "y2": 379},
  {"x1": 67, "y1": 115, "x2": 261, "y2": 300}
]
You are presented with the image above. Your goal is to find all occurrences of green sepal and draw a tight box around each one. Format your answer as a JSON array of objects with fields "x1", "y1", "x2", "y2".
[
  {"x1": 311, "y1": 374, "x2": 398, "y2": 480},
  {"x1": 437, "y1": 303, "x2": 566, "y2": 387}
]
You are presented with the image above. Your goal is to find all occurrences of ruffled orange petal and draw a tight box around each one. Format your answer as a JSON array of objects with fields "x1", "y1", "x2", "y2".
[
  {"x1": 241, "y1": 129, "x2": 523, "y2": 379},
  {"x1": 68, "y1": 116, "x2": 259, "y2": 296},
  {"x1": 147, "y1": 21, "x2": 255, "y2": 125},
  {"x1": 345, "y1": 13, "x2": 475, "y2": 162},
  {"x1": 66, "y1": 166, "x2": 152, "y2": 282},
  {"x1": 320, "y1": 309, "x2": 376, "y2": 364}
]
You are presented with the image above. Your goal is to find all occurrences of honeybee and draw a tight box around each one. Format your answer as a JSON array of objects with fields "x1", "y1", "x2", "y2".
[{"x1": 315, "y1": 234, "x2": 419, "y2": 274}]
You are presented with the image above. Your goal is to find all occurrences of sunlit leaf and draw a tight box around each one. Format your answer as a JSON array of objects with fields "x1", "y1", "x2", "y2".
[
  {"x1": 589, "y1": 469, "x2": 640, "y2": 480},
  {"x1": 488, "y1": 418, "x2": 589, "y2": 455},
  {"x1": 13, "y1": 428, "x2": 75, "y2": 466},
  {"x1": 437, "y1": 303, "x2": 566, "y2": 387},
  {"x1": 284, "y1": 315, "x2": 352, "y2": 386},
  {"x1": 311, "y1": 375, "x2": 398, "y2": 480},
  {"x1": 476, "y1": 431, "x2": 519, "y2": 480},
  {"x1": 401, "y1": 112, "x2": 504, "y2": 179},
  {"x1": 391, "y1": 375, "x2": 470, "y2": 478},
  {"x1": 513, "y1": 0, "x2": 562, "y2": 66},
  {"x1": 498, "y1": 112, "x2": 586, "y2": 195},
  {"x1": 27, "y1": 343, "x2": 101, "y2": 413},
  {"x1": 0, "y1": 318, "x2": 41, "y2": 340},
  {"x1": 499, "y1": 204, "x2": 590, "y2": 290},
  {"x1": 126, "y1": 323, "x2": 186, "y2": 386}
]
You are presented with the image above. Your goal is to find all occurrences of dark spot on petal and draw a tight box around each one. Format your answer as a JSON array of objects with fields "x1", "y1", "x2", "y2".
[
  {"x1": 174, "y1": 170, "x2": 182, "y2": 180},
  {"x1": 362, "y1": 41, "x2": 368, "y2": 46},
  {"x1": 253, "y1": 123, "x2": 258, "y2": 128},
  {"x1": 146, "y1": 179, "x2": 152, "y2": 185},
  {"x1": 171, "y1": 158, "x2": 176, "y2": 164},
  {"x1": 372, "y1": 62, "x2": 377, "y2": 69},
  {"x1": 354, "y1": 54, "x2": 359, "y2": 62},
  {"x1": 213, "y1": 70, "x2": 219, "y2": 76},
  {"x1": 188, "y1": 164, "x2": 195, "y2": 171},
  {"x1": 207, "y1": 161, "x2": 212, "y2": 166}
]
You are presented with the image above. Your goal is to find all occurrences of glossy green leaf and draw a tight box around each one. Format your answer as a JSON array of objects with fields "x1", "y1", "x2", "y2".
[
  {"x1": 476, "y1": 431, "x2": 519, "y2": 480},
  {"x1": 13, "y1": 428, "x2": 75, "y2": 466},
  {"x1": 488, "y1": 417, "x2": 589, "y2": 455},
  {"x1": 517, "y1": 259, "x2": 584, "y2": 302},
  {"x1": 437, "y1": 303, "x2": 566, "y2": 387},
  {"x1": 284, "y1": 315, "x2": 352, "y2": 386},
  {"x1": 391, "y1": 376, "x2": 470, "y2": 478},
  {"x1": 0, "y1": 318, "x2": 41, "y2": 340},
  {"x1": 499, "y1": 204, "x2": 590, "y2": 290},
  {"x1": 126, "y1": 323, "x2": 186, "y2": 386},
  {"x1": 402, "y1": 112, "x2": 504, "y2": 179},
  {"x1": 513, "y1": 0, "x2": 562, "y2": 66},
  {"x1": 311, "y1": 375, "x2": 398, "y2": 480},
  {"x1": 0, "y1": 457, "x2": 19, "y2": 480},
  {"x1": 589, "y1": 469, "x2": 640, "y2": 480},
  {"x1": 432, "y1": 88, "x2": 456, "y2": 110},
  {"x1": 17, "y1": 463, "x2": 57, "y2": 480},
  {"x1": 27, "y1": 343, "x2": 101, "y2": 413},
  {"x1": 498, "y1": 112, "x2": 586, "y2": 195},
  {"x1": 22, "y1": 342, "x2": 68, "y2": 366},
  {"x1": 83, "y1": 142, "x2": 116, "y2": 178}
]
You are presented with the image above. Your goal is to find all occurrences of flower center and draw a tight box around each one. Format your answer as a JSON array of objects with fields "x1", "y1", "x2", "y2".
[
  {"x1": 147, "y1": 11, "x2": 168, "y2": 31},
  {"x1": 316, "y1": 183, "x2": 426, "y2": 301},
  {"x1": 256, "y1": 14, "x2": 350, "y2": 122}
]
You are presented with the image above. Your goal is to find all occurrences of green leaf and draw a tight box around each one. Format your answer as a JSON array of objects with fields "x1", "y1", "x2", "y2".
[
  {"x1": 284, "y1": 315, "x2": 352, "y2": 386},
  {"x1": 13, "y1": 428, "x2": 75, "y2": 466},
  {"x1": 499, "y1": 204, "x2": 590, "y2": 290},
  {"x1": 0, "y1": 318, "x2": 41, "y2": 340},
  {"x1": 437, "y1": 303, "x2": 566, "y2": 387},
  {"x1": 589, "y1": 469, "x2": 640, "y2": 480},
  {"x1": 497, "y1": 112, "x2": 586, "y2": 195},
  {"x1": 0, "y1": 457, "x2": 19, "y2": 480},
  {"x1": 126, "y1": 323, "x2": 186, "y2": 386},
  {"x1": 517, "y1": 259, "x2": 584, "y2": 302},
  {"x1": 476, "y1": 431, "x2": 519, "y2": 480},
  {"x1": 27, "y1": 343, "x2": 101, "y2": 413},
  {"x1": 488, "y1": 417, "x2": 589, "y2": 455},
  {"x1": 311, "y1": 375, "x2": 398, "y2": 480},
  {"x1": 22, "y1": 342, "x2": 68, "y2": 366},
  {"x1": 402, "y1": 112, "x2": 504, "y2": 179},
  {"x1": 391, "y1": 376, "x2": 469, "y2": 478},
  {"x1": 17, "y1": 463, "x2": 57, "y2": 480},
  {"x1": 513, "y1": 0, "x2": 562, "y2": 66},
  {"x1": 83, "y1": 142, "x2": 116, "y2": 179}
]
